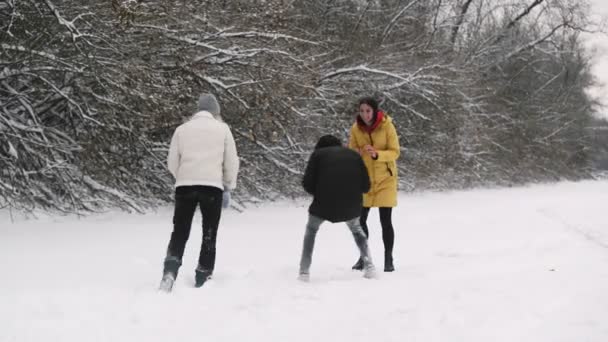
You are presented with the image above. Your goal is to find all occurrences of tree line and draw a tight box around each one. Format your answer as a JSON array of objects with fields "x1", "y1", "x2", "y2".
[{"x1": 0, "y1": 0, "x2": 605, "y2": 212}]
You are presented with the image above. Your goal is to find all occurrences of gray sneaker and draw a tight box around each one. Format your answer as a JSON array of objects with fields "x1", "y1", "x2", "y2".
[
  {"x1": 159, "y1": 272, "x2": 175, "y2": 292},
  {"x1": 363, "y1": 263, "x2": 377, "y2": 279},
  {"x1": 298, "y1": 272, "x2": 310, "y2": 282}
]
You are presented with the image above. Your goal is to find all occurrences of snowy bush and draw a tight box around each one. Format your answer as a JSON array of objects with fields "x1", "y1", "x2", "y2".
[{"x1": 0, "y1": 0, "x2": 604, "y2": 212}]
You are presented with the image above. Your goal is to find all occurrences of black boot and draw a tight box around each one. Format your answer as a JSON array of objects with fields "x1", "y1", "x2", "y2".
[
  {"x1": 384, "y1": 254, "x2": 395, "y2": 272},
  {"x1": 352, "y1": 257, "x2": 364, "y2": 271},
  {"x1": 195, "y1": 268, "x2": 212, "y2": 288}
]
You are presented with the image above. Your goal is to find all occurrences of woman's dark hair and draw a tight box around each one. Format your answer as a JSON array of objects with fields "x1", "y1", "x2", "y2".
[{"x1": 358, "y1": 97, "x2": 379, "y2": 115}]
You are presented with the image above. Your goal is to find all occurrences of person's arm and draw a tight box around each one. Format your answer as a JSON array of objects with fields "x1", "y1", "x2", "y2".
[
  {"x1": 302, "y1": 152, "x2": 318, "y2": 195},
  {"x1": 375, "y1": 122, "x2": 400, "y2": 162},
  {"x1": 167, "y1": 130, "x2": 180, "y2": 177},
  {"x1": 222, "y1": 126, "x2": 240, "y2": 190}
]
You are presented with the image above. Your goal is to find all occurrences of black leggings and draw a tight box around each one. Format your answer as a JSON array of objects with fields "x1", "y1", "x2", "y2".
[{"x1": 360, "y1": 207, "x2": 394, "y2": 257}]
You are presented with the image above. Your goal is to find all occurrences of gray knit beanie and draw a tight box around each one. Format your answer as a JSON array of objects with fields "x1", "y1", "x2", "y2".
[{"x1": 198, "y1": 93, "x2": 221, "y2": 118}]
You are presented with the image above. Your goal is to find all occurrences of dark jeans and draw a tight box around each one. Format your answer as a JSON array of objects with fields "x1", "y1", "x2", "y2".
[
  {"x1": 360, "y1": 207, "x2": 395, "y2": 258},
  {"x1": 164, "y1": 185, "x2": 223, "y2": 276}
]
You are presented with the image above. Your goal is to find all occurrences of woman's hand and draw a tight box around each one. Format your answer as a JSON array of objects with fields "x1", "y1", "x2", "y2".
[{"x1": 363, "y1": 145, "x2": 378, "y2": 159}]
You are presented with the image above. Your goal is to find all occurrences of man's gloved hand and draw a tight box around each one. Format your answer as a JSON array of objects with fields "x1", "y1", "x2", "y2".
[{"x1": 222, "y1": 191, "x2": 230, "y2": 209}]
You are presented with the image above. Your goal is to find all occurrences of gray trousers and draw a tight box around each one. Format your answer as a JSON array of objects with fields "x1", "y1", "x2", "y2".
[{"x1": 299, "y1": 214, "x2": 372, "y2": 274}]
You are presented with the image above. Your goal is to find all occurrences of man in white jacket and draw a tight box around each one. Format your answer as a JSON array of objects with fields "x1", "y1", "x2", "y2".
[{"x1": 160, "y1": 93, "x2": 239, "y2": 292}]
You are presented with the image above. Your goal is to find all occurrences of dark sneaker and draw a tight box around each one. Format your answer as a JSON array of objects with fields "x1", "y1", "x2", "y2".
[
  {"x1": 195, "y1": 269, "x2": 212, "y2": 288},
  {"x1": 352, "y1": 257, "x2": 364, "y2": 271}
]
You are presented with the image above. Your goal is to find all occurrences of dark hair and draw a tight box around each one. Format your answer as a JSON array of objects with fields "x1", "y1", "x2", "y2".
[
  {"x1": 315, "y1": 134, "x2": 342, "y2": 149},
  {"x1": 358, "y1": 97, "x2": 379, "y2": 114}
]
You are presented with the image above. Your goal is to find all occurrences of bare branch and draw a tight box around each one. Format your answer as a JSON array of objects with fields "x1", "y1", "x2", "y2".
[
  {"x1": 381, "y1": 0, "x2": 424, "y2": 44},
  {"x1": 451, "y1": 0, "x2": 476, "y2": 44}
]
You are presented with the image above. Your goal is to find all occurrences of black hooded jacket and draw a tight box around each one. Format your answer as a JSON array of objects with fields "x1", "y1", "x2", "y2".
[{"x1": 302, "y1": 145, "x2": 371, "y2": 222}]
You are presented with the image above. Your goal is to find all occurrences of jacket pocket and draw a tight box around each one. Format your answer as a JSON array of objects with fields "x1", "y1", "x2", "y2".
[{"x1": 386, "y1": 163, "x2": 393, "y2": 177}]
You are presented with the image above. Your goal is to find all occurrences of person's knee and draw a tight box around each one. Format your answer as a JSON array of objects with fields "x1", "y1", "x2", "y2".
[
  {"x1": 202, "y1": 233, "x2": 217, "y2": 245},
  {"x1": 349, "y1": 224, "x2": 364, "y2": 236},
  {"x1": 172, "y1": 227, "x2": 191, "y2": 240},
  {"x1": 379, "y1": 212, "x2": 393, "y2": 227},
  {"x1": 202, "y1": 244, "x2": 216, "y2": 253},
  {"x1": 306, "y1": 218, "x2": 322, "y2": 232},
  {"x1": 305, "y1": 225, "x2": 319, "y2": 237},
  {"x1": 353, "y1": 231, "x2": 367, "y2": 243},
  {"x1": 174, "y1": 215, "x2": 194, "y2": 228}
]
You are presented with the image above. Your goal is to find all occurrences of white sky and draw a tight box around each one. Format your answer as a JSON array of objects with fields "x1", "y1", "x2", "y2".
[{"x1": 586, "y1": 0, "x2": 608, "y2": 119}]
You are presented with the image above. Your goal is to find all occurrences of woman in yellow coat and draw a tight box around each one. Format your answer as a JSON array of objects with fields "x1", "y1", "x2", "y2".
[{"x1": 348, "y1": 97, "x2": 400, "y2": 272}]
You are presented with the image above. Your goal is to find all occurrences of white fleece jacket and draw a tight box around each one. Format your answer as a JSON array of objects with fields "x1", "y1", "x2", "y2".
[{"x1": 167, "y1": 111, "x2": 239, "y2": 190}]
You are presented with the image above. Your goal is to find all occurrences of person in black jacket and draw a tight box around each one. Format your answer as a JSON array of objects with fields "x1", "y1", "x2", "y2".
[{"x1": 299, "y1": 134, "x2": 377, "y2": 281}]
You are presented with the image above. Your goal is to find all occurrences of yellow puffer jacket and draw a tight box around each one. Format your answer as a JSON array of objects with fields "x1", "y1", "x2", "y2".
[{"x1": 348, "y1": 114, "x2": 400, "y2": 208}]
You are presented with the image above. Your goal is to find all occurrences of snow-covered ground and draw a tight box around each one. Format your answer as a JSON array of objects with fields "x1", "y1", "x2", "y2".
[{"x1": 1, "y1": 180, "x2": 608, "y2": 342}]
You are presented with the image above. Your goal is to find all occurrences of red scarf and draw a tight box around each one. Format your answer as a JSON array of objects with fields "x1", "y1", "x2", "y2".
[{"x1": 357, "y1": 111, "x2": 384, "y2": 133}]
